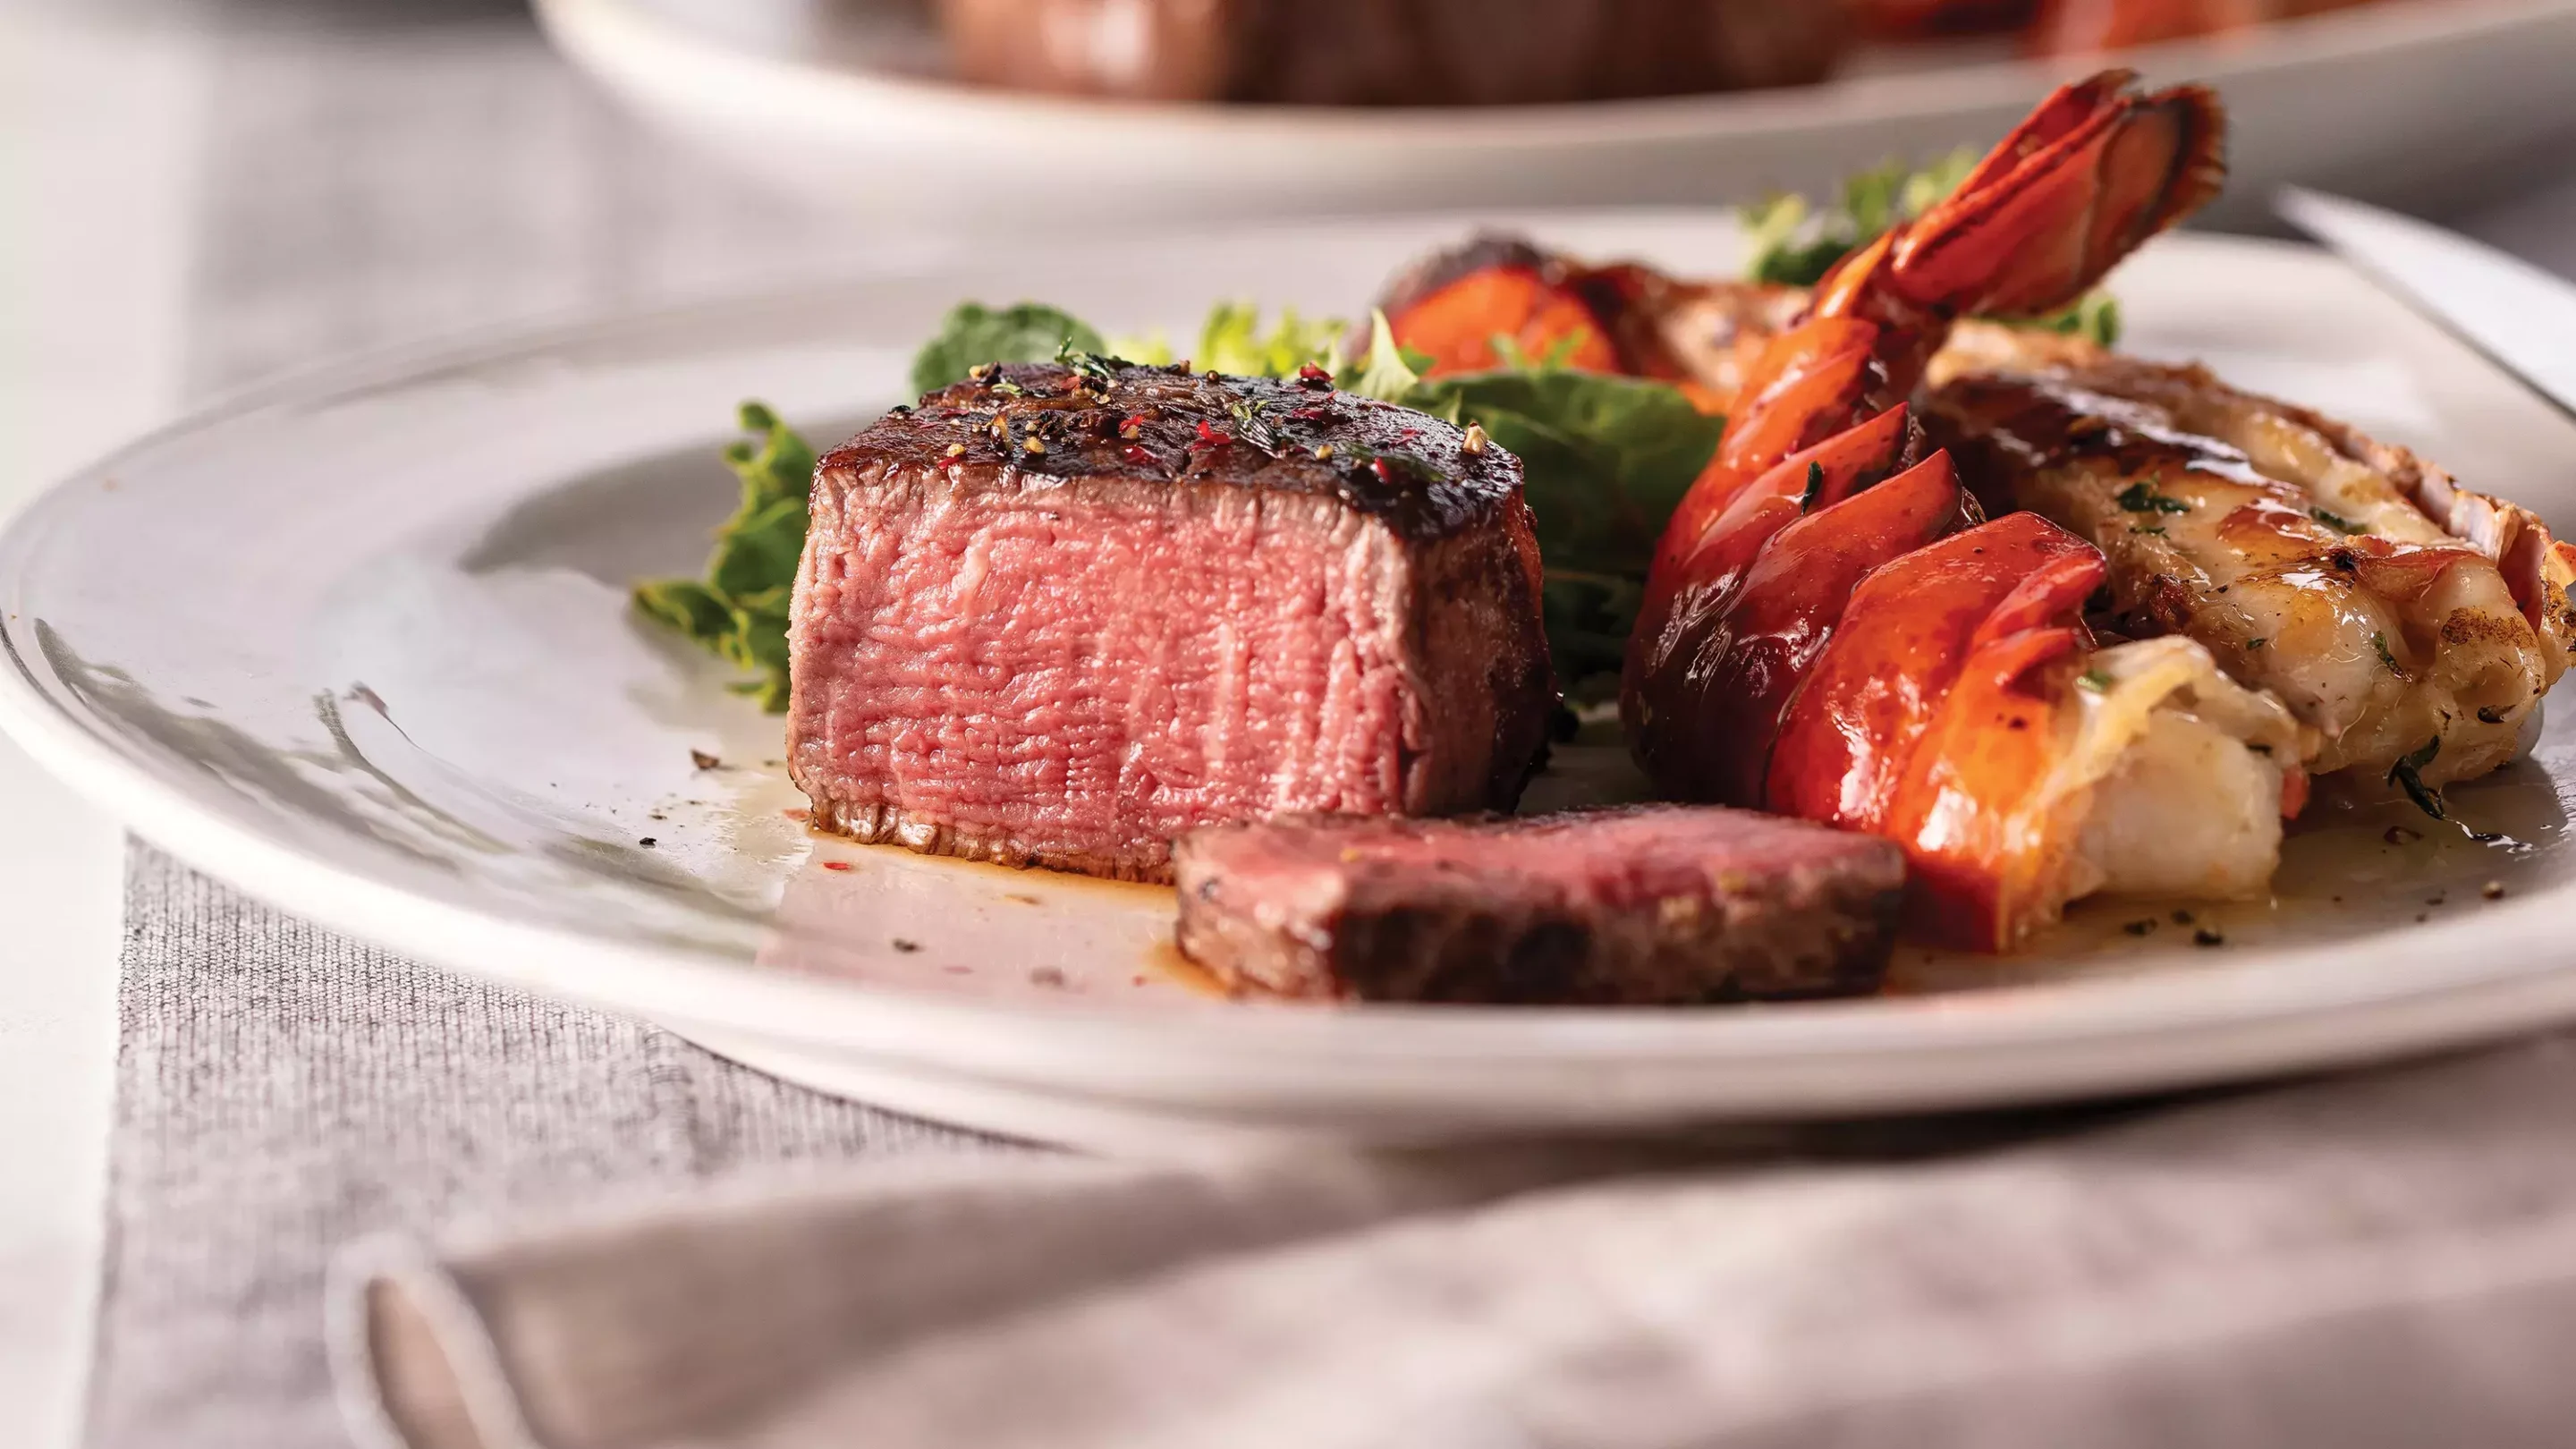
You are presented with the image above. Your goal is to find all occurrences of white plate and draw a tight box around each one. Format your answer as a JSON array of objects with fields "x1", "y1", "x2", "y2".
[
  {"x1": 4, "y1": 211, "x2": 2573, "y2": 1157},
  {"x1": 536, "y1": 0, "x2": 2576, "y2": 228}
]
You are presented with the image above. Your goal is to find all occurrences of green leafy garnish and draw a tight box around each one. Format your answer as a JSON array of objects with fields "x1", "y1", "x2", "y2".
[
  {"x1": 910, "y1": 301, "x2": 1106, "y2": 396},
  {"x1": 1100, "y1": 302, "x2": 1348, "y2": 376},
  {"x1": 1340, "y1": 309, "x2": 1430, "y2": 402},
  {"x1": 1742, "y1": 149, "x2": 2122, "y2": 346},
  {"x1": 1488, "y1": 333, "x2": 1587, "y2": 371},
  {"x1": 1800, "y1": 462, "x2": 1827, "y2": 513},
  {"x1": 1403, "y1": 369, "x2": 1724, "y2": 568},
  {"x1": 1740, "y1": 193, "x2": 1843, "y2": 292},
  {"x1": 1745, "y1": 150, "x2": 1979, "y2": 288},
  {"x1": 1538, "y1": 569, "x2": 1645, "y2": 695},
  {"x1": 2248, "y1": 637, "x2": 2269, "y2": 650},
  {"x1": 2389, "y1": 735, "x2": 2445, "y2": 820},
  {"x1": 2019, "y1": 292, "x2": 2124, "y2": 347},
  {"x1": 2077, "y1": 668, "x2": 2114, "y2": 692},
  {"x1": 1055, "y1": 341, "x2": 1120, "y2": 388},
  {"x1": 2311, "y1": 506, "x2": 2362, "y2": 534},
  {"x1": 2372, "y1": 631, "x2": 2402, "y2": 674},
  {"x1": 1193, "y1": 301, "x2": 1346, "y2": 378},
  {"x1": 2115, "y1": 480, "x2": 2190, "y2": 514},
  {"x1": 1223, "y1": 395, "x2": 1284, "y2": 453},
  {"x1": 633, "y1": 402, "x2": 815, "y2": 712},
  {"x1": 1401, "y1": 365, "x2": 1726, "y2": 697}
]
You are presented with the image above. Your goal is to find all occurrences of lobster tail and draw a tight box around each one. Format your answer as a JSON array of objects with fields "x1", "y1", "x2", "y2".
[
  {"x1": 1879, "y1": 73, "x2": 2227, "y2": 325},
  {"x1": 1766, "y1": 513, "x2": 2105, "y2": 836}
]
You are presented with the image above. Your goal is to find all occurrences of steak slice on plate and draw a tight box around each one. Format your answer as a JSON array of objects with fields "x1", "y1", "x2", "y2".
[
  {"x1": 788, "y1": 360, "x2": 1556, "y2": 883},
  {"x1": 1173, "y1": 806, "x2": 1907, "y2": 1004}
]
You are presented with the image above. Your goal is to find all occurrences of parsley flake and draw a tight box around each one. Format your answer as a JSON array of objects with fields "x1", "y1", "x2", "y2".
[
  {"x1": 2311, "y1": 506, "x2": 2362, "y2": 534},
  {"x1": 2372, "y1": 631, "x2": 2401, "y2": 673},
  {"x1": 1224, "y1": 397, "x2": 1283, "y2": 454},
  {"x1": 2388, "y1": 734, "x2": 2445, "y2": 821},
  {"x1": 1055, "y1": 341, "x2": 1121, "y2": 389},
  {"x1": 2115, "y1": 480, "x2": 2190, "y2": 514},
  {"x1": 2077, "y1": 668, "x2": 2114, "y2": 692},
  {"x1": 1800, "y1": 461, "x2": 1826, "y2": 513}
]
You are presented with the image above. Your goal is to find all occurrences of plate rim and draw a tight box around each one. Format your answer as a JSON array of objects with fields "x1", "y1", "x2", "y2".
[{"x1": 6, "y1": 222, "x2": 2576, "y2": 1116}]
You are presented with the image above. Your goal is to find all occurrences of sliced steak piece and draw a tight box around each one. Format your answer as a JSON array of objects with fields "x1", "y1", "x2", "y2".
[
  {"x1": 1173, "y1": 806, "x2": 1906, "y2": 1004},
  {"x1": 788, "y1": 361, "x2": 1556, "y2": 883}
]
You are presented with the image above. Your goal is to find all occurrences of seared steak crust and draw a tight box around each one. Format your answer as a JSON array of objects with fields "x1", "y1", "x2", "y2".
[
  {"x1": 789, "y1": 362, "x2": 1556, "y2": 882},
  {"x1": 1174, "y1": 806, "x2": 1906, "y2": 1004},
  {"x1": 850, "y1": 361, "x2": 1528, "y2": 541}
]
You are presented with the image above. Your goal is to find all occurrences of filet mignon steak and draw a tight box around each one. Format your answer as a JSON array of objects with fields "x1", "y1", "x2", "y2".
[
  {"x1": 788, "y1": 360, "x2": 1556, "y2": 883},
  {"x1": 1174, "y1": 806, "x2": 1907, "y2": 1004}
]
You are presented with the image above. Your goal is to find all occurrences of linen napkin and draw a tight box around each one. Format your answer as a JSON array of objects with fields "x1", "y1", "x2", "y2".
[{"x1": 338, "y1": 1037, "x2": 2576, "y2": 1449}]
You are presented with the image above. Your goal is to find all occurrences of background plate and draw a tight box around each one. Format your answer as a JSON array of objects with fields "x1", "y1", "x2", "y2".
[
  {"x1": 534, "y1": 0, "x2": 2576, "y2": 227},
  {"x1": 3, "y1": 213, "x2": 2572, "y2": 1156}
]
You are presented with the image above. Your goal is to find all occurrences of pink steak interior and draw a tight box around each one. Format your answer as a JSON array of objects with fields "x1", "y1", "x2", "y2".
[{"x1": 791, "y1": 480, "x2": 1429, "y2": 880}]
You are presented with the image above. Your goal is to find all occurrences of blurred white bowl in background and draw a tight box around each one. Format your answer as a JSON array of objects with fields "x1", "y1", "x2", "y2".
[{"x1": 536, "y1": 0, "x2": 2576, "y2": 228}]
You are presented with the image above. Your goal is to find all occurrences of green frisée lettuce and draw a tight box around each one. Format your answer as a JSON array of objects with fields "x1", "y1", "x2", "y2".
[
  {"x1": 1405, "y1": 365, "x2": 1727, "y2": 699},
  {"x1": 1337, "y1": 309, "x2": 1428, "y2": 401},
  {"x1": 2021, "y1": 290, "x2": 2123, "y2": 345},
  {"x1": 913, "y1": 299, "x2": 1350, "y2": 386},
  {"x1": 1745, "y1": 149, "x2": 1979, "y2": 288},
  {"x1": 909, "y1": 302, "x2": 1106, "y2": 395},
  {"x1": 632, "y1": 402, "x2": 815, "y2": 712},
  {"x1": 1192, "y1": 302, "x2": 1348, "y2": 377},
  {"x1": 1103, "y1": 302, "x2": 1350, "y2": 379},
  {"x1": 1742, "y1": 148, "x2": 2124, "y2": 347}
]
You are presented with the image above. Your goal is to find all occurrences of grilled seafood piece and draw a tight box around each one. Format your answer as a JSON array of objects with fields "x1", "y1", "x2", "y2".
[
  {"x1": 1926, "y1": 340, "x2": 2576, "y2": 790},
  {"x1": 1627, "y1": 68, "x2": 2226, "y2": 784},
  {"x1": 1371, "y1": 234, "x2": 1771, "y2": 411},
  {"x1": 1617, "y1": 72, "x2": 2303, "y2": 948},
  {"x1": 1771, "y1": 513, "x2": 2306, "y2": 949},
  {"x1": 1639, "y1": 411, "x2": 2307, "y2": 949}
]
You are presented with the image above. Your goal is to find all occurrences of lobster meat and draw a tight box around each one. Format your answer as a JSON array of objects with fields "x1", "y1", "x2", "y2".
[{"x1": 1926, "y1": 340, "x2": 2576, "y2": 792}]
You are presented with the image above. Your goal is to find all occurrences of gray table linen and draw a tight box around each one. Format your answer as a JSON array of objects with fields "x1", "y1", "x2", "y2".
[{"x1": 342, "y1": 1039, "x2": 2576, "y2": 1449}]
